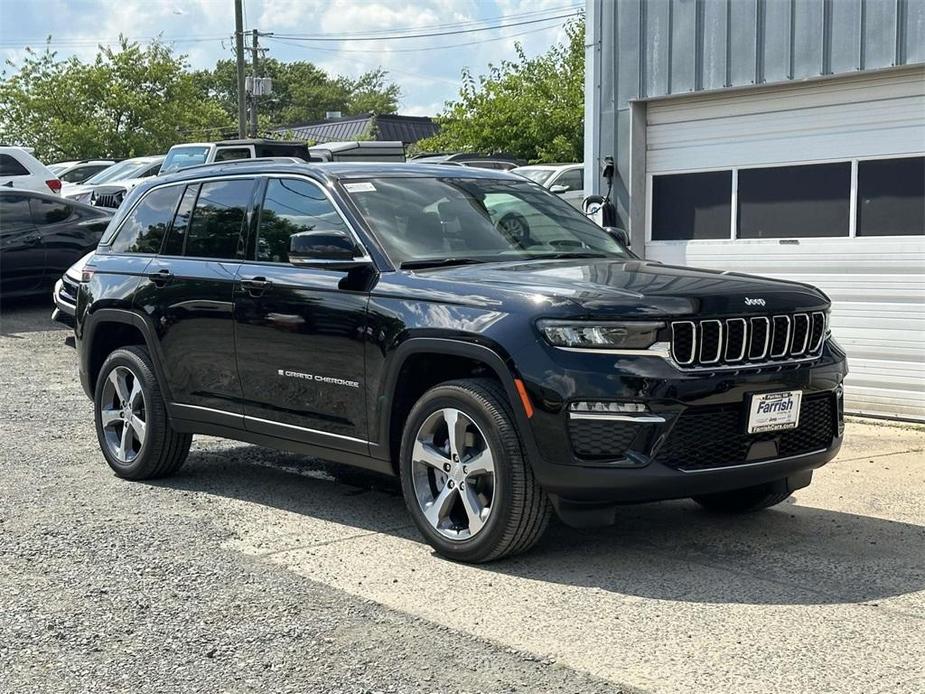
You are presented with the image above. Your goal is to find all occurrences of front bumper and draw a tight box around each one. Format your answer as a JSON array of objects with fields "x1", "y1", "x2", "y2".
[{"x1": 518, "y1": 339, "x2": 847, "y2": 510}]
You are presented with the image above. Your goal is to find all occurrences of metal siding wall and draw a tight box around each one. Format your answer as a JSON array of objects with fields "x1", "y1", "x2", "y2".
[
  {"x1": 908, "y1": 0, "x2": 925, "y2": 62},
  {"x1": 729, "y1": 0, "x2": 759, "y2": 85},
  {"x1": 862, "y1": 0, "x2": 899, "y2": 68},
  {"x1": 670, "y1": 0, "x2": 699, "y2": 93},
  {"x1": 702, "y1": 0, "x2": 729, "y2": 89},
  {"x1": 763, "y1": 0, "x2": 793, "y2": 82},
  {"x1": 830, "y1": 0, "x2": 864, "y2": 73},
  {"x1": 646, "y1": 0, "x2": 673, "y2": 97},
  {"x1": 792, "y1": 0, "x2": 826, "y2": 77}
]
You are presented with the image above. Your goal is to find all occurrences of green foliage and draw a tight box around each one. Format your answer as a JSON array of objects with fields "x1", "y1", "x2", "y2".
[
  {"x1": 417, "y1": 17, "x2": 584, "y2": 164},
  {"x1": 0, "y1": 39, "x2": 232, "y2": 161},
  {"x1": 192, "y1": 60, "x2": 400, "y2": 127}
]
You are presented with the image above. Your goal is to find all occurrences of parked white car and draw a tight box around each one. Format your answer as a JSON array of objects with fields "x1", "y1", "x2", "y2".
[
  {"x1": 0, "y1": 146, "x2": 62, "y2": 195},
  {"x1": 62, "y1": 155, "x2": 164, "y2": 206},
  {"x1": 511, "y1": 163, "x2": 585, "y2": 209},
  {"x1": 48, "y1": 160, "x2": 116, "y2": 185}
]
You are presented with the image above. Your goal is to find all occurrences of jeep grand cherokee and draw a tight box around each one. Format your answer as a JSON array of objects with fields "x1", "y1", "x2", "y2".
[{"x1": 74, "y1": 161, "x2": 847, "y2": 563}]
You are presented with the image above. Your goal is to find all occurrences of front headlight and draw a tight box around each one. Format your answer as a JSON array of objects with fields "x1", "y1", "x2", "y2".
[{"x1": 539, "y1": 320, "x2": 664, "y2": 349}]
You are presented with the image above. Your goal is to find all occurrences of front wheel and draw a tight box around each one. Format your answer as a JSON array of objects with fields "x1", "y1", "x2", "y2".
[{"x1": 399, "y1": 379, "x2": 551, "y2": 563}]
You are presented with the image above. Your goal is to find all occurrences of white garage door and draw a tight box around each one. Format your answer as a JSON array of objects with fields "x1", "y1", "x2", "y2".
[{"x1": 643, "y1": 68, "x2": 925, "y2": 421}]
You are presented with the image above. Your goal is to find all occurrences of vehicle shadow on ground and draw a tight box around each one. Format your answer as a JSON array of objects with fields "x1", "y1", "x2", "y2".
[
  {"x1": 0, "y1": 297, "x2": 66, "y2": 336},
  {"x1": 155, "y1": 443, "x2": 925, "y2": 607}
]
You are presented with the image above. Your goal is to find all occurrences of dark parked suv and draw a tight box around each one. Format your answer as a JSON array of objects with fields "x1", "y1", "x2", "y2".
[{"x1": 74, "y1": 161, "x2": 847, "y2": 562}]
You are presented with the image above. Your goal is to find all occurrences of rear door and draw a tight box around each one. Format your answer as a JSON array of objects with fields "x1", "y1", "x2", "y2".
[
  {"x1": 234, "y1": 176, "x2": 369, "y2": 449},
  {"x1": 0, "y1": 191, "x2": 44, "y2": 294},
  {"x1": 138, "y1": 178, "x2": 257, "y2": 420}
]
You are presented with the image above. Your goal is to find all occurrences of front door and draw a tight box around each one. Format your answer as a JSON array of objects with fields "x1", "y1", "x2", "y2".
[{"x1": 234, "y1": 176, "x2": 369, "y2": 451}]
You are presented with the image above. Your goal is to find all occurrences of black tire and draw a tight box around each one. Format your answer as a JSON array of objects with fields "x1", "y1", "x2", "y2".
[
  {"x1": 94, "y1": 345, "x2": 191, "y2": 480},
  {"x1": 399, "y1": 378, "x2": 551, "y2": 563},
  {"x1": 692, "y1": 482, "x2": 792, "y2": 513}
]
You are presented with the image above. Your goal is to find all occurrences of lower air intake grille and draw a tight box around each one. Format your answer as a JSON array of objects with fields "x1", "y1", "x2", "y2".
[
  {"x1": 654, "y1": 393, "x2": 836, "y2": 471},
  {"x1": 568, "y1": 420, "x2": 641, "y2": 459}
]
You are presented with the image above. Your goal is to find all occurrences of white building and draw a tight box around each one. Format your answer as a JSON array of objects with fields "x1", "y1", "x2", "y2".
[{"x1": 585, "y1": 0, "x2": 925, "y2": 420}]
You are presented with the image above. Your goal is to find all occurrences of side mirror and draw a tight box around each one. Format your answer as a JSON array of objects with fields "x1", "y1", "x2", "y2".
[
  {"x1": 289, "y1": 229, "x2": 370, "y2": 270},
  {"x1": 604, "y1": 226, "x2": 631, "y2": 248},
  {"x1": 549, "y1": 184, "x2": 569, "y2": 194}
]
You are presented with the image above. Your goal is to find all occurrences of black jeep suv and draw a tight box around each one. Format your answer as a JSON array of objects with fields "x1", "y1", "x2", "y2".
[{"x1": 75, "y1": 161, "x2": 847, "y2": 562}]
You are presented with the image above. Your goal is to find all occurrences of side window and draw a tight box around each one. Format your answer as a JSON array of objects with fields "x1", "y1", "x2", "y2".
[
  {"x1": 110, "y1": 185, "x2": 183, "y2": 254},
  {"x1": 553, "y1": 168, "x2": 582, "y2": 191},
  {"x1": 161, "y1": 184, "x2": 199, "y2": 256},
  {"x1": 0, "y1": 154, "x2": 29, "y2": 177},
  {"x1": 30, "y1": 197, "x2": 72, "y2": 225},
  {"x1": 185, "y1": 179, "x2": 254, "y2": 259},
  {"x1": 0, "y1": 194, "x2": 33, "y2": 228},
  {"x1": 214, "y1": 147, "x2": 252, "y2": 162},
  {"x1": 257, "y1": 178, "x2": 348, "y2": 263}
]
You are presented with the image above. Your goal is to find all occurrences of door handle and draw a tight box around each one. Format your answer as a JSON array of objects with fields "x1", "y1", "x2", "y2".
[
  {"x1": 240, "y1": 276, "x2": 271, "y2": 295},
  {"x1": 148, "y1": 268, "x2": 173, "y2": 286}
]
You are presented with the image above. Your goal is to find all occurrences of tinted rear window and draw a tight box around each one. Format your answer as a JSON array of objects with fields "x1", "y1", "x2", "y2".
[
  {"x1": 0, "y1": 154, "x2": 30, "y2": 177},
  {"x1": 184, "y1": 179, "x2": 254, "y2": 259},
  {"x1": 110, "y1": 185, "x2": 183, "y2": 254}
]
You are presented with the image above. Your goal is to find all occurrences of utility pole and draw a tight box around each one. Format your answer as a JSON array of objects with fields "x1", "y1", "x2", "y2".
[
  {"x1": 233, "y1": 0, "x2": 246, "y2": 138},
  {"x1": 250, "y1": 29, "x2": 260, "y2": 137}
]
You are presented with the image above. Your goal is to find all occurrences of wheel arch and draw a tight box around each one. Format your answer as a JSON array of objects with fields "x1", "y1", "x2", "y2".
[
  {"x1": 80, "y1": 308, "x2": 172, "y2": 402},
  {"x1": 374, "y1": 338, "x2": 537, "y2": 473}
]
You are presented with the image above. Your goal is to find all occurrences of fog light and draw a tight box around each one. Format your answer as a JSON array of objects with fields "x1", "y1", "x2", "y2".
[{"x1": 569, "y1": 401, "x2": 649, "y2": 414}]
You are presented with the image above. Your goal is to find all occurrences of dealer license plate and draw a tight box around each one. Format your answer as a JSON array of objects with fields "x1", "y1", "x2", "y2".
[{"x1": 747, "y1": 391, "x2": 802, "y2": 434}]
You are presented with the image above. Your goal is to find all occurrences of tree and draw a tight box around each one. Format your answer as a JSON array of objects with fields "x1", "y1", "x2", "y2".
[
  {"x1": 0, "y1": 39, "x2": 232, "y2": 161},
  {"x1": 192, "y1": 59, "x2": 400, "y2": 128},
  {"x1": 417, "y1": 17, "x2": 584, "y2": 163}
]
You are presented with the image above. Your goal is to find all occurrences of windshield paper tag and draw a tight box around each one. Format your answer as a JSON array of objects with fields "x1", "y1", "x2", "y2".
[{"x1": 344, "y1": 182, "x2": 376, "y2": 193}]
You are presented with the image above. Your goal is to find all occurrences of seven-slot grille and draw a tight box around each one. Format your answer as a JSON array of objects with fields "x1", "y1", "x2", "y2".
[{"x1": 671, "y1": 312, "x2": 826, "y2": 369}]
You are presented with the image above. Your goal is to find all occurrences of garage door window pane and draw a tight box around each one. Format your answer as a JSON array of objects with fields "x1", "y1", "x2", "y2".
[
  {"x1": 857, "y1": 157, "x2": 925, "y2": 237},
  {"x1": 652, "y1": 171, "x2": 731, "y2": 240},
  {"x1": 737, "y1": 163, "x2": 850, "y2": 238}
]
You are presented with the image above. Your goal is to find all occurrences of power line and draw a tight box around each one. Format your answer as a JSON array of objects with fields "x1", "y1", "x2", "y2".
[
  {"x1": 265, "y1": 21, "x2": 573, "y2": 56},
  {"x1": 272, "y1": 10, "x2": 581, "y2": 42}
]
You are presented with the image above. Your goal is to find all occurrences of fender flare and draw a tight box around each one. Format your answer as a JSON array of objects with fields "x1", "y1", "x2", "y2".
[
  {"x1": 80, "y1": 308, "x2": 173, "y2": 402},
  {"x1": 371, "y1": 337, "x2": 539, "y2": 464}
]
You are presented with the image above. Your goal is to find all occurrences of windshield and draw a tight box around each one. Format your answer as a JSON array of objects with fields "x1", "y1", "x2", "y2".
[
  {"x1": 47, "y1": 163, "x2": 67, "y2": 174},
  {"x1": 512, "y1": 167, "x2": 554, "y2": 185},
  {"x1": 344, "y1": 177, "x2": 629, "y2": 267},
  {"x1": 160, "y1": 146, "x2": 210, "y2": 173},
  {"x1": 85, "y1": 159, "x2": 153, "y2": 185}
]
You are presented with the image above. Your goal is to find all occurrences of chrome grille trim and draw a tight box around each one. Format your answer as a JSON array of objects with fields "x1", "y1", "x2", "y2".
[
  {"x1": 670, "y1": 311, "x2": 827, "y2": 370},
  {"x1": 769, "y1": 315, "x2": 791, "y2": 358},
  {"x1": 724, "y1": 318, "x2": 748, "y2": 362},
  {"x1": 791, "y1": 313, "x2": 810, "y2": 355},
  {"x1": 671, "y1": 321, "x2": 697, "y2": 366},
  {"x1": 699, "y1": 320, "x2": 723, "y2": 364},
  {"x1": 749, "y1": 317, "x2": 770, "y2": 360}
]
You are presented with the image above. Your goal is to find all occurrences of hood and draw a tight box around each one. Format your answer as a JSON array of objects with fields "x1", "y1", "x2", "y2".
[
  {"x1": 62, "y1": 177, "x2": 146, "y2": 198},
  {"x1": 425, "y1": 258, "x2": 829, "y2": 317}
]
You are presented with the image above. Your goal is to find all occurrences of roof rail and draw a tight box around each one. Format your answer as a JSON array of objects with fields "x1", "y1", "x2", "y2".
[{"x1": 164, "y1": 156, "x2": 310, "y2": 175}]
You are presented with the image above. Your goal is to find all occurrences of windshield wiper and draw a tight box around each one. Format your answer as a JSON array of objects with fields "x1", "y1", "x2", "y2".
[
  {"x1": 528, "y1": 251, "x2": 610, "y2": 260},
  {"x1": 400, "y1": 257, "x2": 488, "y2": 270}
]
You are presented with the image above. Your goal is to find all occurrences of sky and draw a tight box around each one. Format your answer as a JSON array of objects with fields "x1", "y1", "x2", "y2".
[{"x1": 0, "y1": 0, "x2": 583, "y2": 117}]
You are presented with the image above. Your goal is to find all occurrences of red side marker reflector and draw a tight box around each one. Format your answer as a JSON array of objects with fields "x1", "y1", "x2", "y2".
[{"x1": 514, "y1": 378, "x2": 534, "y2": 418}]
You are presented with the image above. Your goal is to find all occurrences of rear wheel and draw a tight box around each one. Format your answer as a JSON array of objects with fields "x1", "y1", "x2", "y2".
[
  {"x1": 94, "y1": 346, "x2": 191, "y2": 480},
  {"x1": 399, "y1": 378, "x2": 550, "y2": 563},
  {"x1": 692, "y1": 482, "x2": 792, "y2": 513}
]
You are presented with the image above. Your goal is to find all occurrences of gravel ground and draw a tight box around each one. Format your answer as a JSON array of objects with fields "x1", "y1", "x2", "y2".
[{"x1": 0, "y1": 300, "x2": 619, "y2": 694}]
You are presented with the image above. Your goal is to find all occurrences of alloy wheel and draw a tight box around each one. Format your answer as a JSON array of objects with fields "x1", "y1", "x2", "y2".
[
  {"x1": 99, "y1": 366, "x2": 147, "y2": 463},
  {"x1": 411, "y1": 407, "x2": 496, "y2": 540}
]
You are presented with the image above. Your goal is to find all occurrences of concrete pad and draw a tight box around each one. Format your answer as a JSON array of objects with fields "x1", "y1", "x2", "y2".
[{"x1": 207, "y1": 420, "x2": 925, "y2": 694}]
